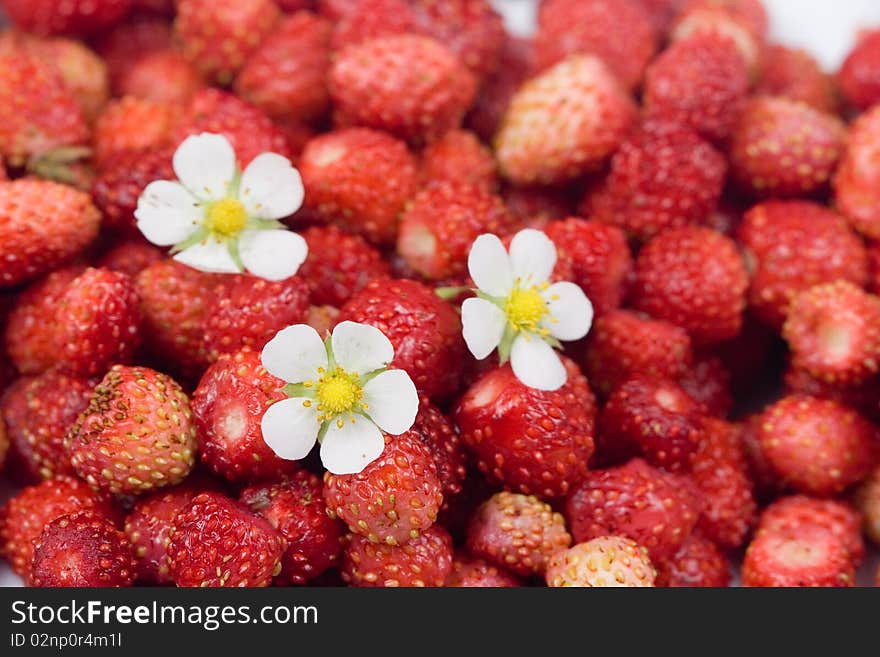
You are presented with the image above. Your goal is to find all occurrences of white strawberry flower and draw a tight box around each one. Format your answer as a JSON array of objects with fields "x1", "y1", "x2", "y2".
[
  {"x1": 260, "y1": 321, "x2": 419, "y2": 475},
  {"x1": 462, "y1": 228, "x2": 594, "y2": 391},
  {"x1": 134, "y1": 132, "x2": 307, "y2": 281}
]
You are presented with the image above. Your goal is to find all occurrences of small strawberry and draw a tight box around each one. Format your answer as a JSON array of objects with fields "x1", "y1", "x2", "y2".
[
  {"x1": 324, "y1": 431, "x2": 443, "y2": 545},
  {"x1": 66, "y1": 365, "x2": 197, "y2": 495},
  {"x1": 454, "y1": 358, "x2": 596, "y2": 498},
  {"x1": 95, "y1": 16, "x2": 173, "y2": 91},
  {"x1": 96, "y1": 240, "x2": 164, "y2": 279},
  {"x1": 742, "y1": 526, "x2": 854, "y2": 587},
  {"x1": 466, "y1": 36, "x2": 532, "y2": 142},
  {"x1": 855, "y1": 465, "x2": 880, "y2": 548},
  {"x1": 496, "y1": 54, "x2": 637, "y2": 186},
  {"x1": 756, "y1": 45, "x2": 837, "y2": 114},
  {"x1": 680, "y1": 0, "x2": 769, "y2": 37},
  {"x1": 317, "y1": 0, "x2": 358, "y2": 18},
  {"x1": 669, "y1": 1, "x2": 764, "y2": 74},
  {"x1": 0, "y1": 0, "x2": 132, "y2": 36},
  {"x1": 342, "y1": 525, "x2": 453, "y2": 587},
  {"x1": 306, "y1": 304, "x2": 339, "y2": 336},
  {"x1": 115, "y1": 50, "x2": 203, "y2": 106},
  {"x1": 445, "y1": 555, "x2": 522, "y2": 587},
  {"x1": 92, "y1": 96, "x2": 178, "y2": 167},
  {"x1": 833, "y1": 105, "x2": 880, "y2": 239},
  {"x1": 546, "y1": 536, "x2": 656, "y2": 587},
  {"x1": 756, "y1": 395, "x2": 876, "y2": 496},
  {"x1": 330, "y1": 0, "x2": 415, "y2": 51},
  {"x1": 168, "y1": 491, "x2": 285, "y2": 587},
  {"x1": 419, "y1": 129, "x2": 498, "y2": 191},
  {"x1": 411, "y1": 398, "x2": 467, "y2": 512},
  {"x1": 241, "y1": 471, "x2": 344, "y2": 585},
  {"x1": 300, "y1": 128, "x2": 418, "y2": 246},
  {"x1": 502, "y1": 186, "x2": 574, "y2": 227},
  {"x1": 636, "y1": 0, "x2": 686, "y2": 34},
  {"x1": 655, "y1": 531, "x2": 730, "y2": 587},
  {"x1": 784, "y1": 364, "x2": 880, "y2": 425},
  {"x1": 838, "y1": 29, "x2": 880, "y2": 111},
  {"x1": 677, "y1": 354, "x2": 733, "y2": 418},
  {"x1": 466, "y1": 492, "x2": 571, "y2": 577}
]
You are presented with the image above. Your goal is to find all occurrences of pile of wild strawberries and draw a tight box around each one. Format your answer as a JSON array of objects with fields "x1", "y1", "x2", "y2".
[{"x1": 1, "y1": 0, "x2": 880, "y2": 588}]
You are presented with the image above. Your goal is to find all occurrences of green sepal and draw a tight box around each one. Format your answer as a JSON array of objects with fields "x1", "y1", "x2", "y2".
[
  {"x1": 227, "y1": 237, "x2": 244, "y2": 272},
  {"x1": 282, "y1": 383, "x2": 313, "y2": 398},
  {"x1": 435, "y1": 286, "x2": 469, "y2": 301},
  {"x1": 170, "y1": 226, "x2": 210, "y2": 255}
]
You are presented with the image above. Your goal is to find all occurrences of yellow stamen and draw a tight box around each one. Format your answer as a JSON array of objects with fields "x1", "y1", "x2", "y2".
[
  {"x1": 505, "y1": 285, "x2": 550, "y2": 334},
  {"x1": 206, "y1": 197, "x2": 247, "y2": 237},
  {"x1": 315, "y1": 368, "x2": 363, "y2": 418}
]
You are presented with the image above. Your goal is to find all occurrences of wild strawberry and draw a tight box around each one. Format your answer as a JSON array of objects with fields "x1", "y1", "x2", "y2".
[
  {"x1": 546, "y1": 536, "x2": 656, "y2": 587},
  {"x1": 784, "y1": 364, "x2": 880, "y2": 425},
  {"x1": 533, "y1": 0, "x2": 657, "y2": 90},
  {"x1": 0, "y1": 0, "x2": 132, "y2": 37},
  {"x1": 0, "y1": 475, "x2": 119, "y2": 581},
  {"x1": 677, "y1": 354, "x2": 733, "y2": 418},
  {"x1": 116, "y1": 50, "x2": 203, "y2": 106},
  {"x1": 92, "y1": 96, "x2": 178, "y2": 167},
  {"x1": 96, "y1": 240, "x2": 164, "y2": 279},
  {"x1": 330, "y1": 35, "x2": 477, "y2": 146},
  {"x1": 446, "y1": 555, "x2": 522, "y2": 587},
  {"x1": 241, "y1": 471, "x2": 344, "y2": 585},
  {"x1": 737, "y1": 200, "x2": 868, "y2": 328},
  {"x1": 643, "y1": 33, "x2": 749, "y2": 142},
  {"x1": 419, "y1": 129, "x2": 498, "y2": 191},
  {"x1": 583, "y1": 310, "x2": 693, "y2": 398},
  {"x1": 543, "y1": 218, "x2": 632, "y2": 317},
  {"x1": 454, "y1": 358, "x2": 596, "y2": 498},
  {"x1": 191, "y1": 348, "x2": 299, "y2": 484},
  {"x1": 740, "y1": 414, "x2": 786, "y2": 500},
  {"x1": 342, "y1": 527, "x2": 454, "y2": 588},
  {"x1": 203, "y1": 275, "x2": 310, "y2": 362},
  {"x1": 466, "y1": 492, "x2": 571, "y2": 577},
  {"x1": 0, "y1": 180, "x2": 99, "y2": 288},
  {"x1": 235, "y1": 11, "x2": 332, "y2": 124},
  {"x1": 168, "y1": 491, "x2": 285, "y2": 587},
  {"x1": 1, "y1": 370, "x2": 94, "y2": 482},
  {"x1": 397, "y1": 182, "x2": 515, "y2": 281},
  {"x1": 600, "y1": 377, "x2": 704, "y2": 473},
  {"x1": 324, "y1": 431, "x2": 443, "y2": 545},
  {"x1": 838, "y1": 29, "x2": 880, "y2": 111},
  {"x1": 636, "y1": 0, "x2": 686, "y2": 34},
  {"x1": 756, "y1": 45, "x2": 837, "y2": 114},
  {"x1": 66, "y1": 365, "x2": 197, "y2": 495},
  {"x1": 299, "y1": 128, "x2": 418, "y2": 246},
  {"x1": 730, "y1": 96, "x2": 846, "y2": 198},
  {"x1": 496, "y1": 54, "x2": 636, "y2": 186},
  {"x1": 95, "y1": 16, "x2": 173, "y2": 91},
  {"x1": 655, "y1": 532, "x2": 730, "y2": 587},
  {"x1": 669, "y1": 1, "x2": 765, "y2": 74},
  {"x1": 330, "y1": 0, "x2": 415, "y2": 50},
  {"x1": 93, "y1": 147, "x2": 174, "y2": 235},
  {"x1": 756, "y1": 395, "x2": 876, "y2": 496},
  {"x1": 742, "y1": 526, "x2": 854, "y2": 587},
  {"x1": 680, "y1": 0, "x2": 769, "y2": 38},
  {"x1": 317, "y1": 0, "x2": 358, "y2": 18},
  {"x1": 758, "y1": 495, "x2": 865, "y2": 565},
  {"x1": 855, "y1": 465, "x2": 880, "y2": 547},
  {"x1": 411, "y1": 398, "x2": 467, "y2": 511},
  {"x1": 32, "y1": 511, "x2": 136, "y2": 587},
  {"x1": 632, "y1": 226, "x2": 747, "y2": 343},
  {"x1": 175, "y1": 0, "x2": 280, "y2": 85},
  {"x1": 306, "y1": 304, "x2": 339, "y2": 336},
  {"x1": 502, "y1": 186, "x2": 574, "y2": 226},
  {"x1": 466, "y1": 36, "x2": 532, "y2": 142},
  {"x1": 833, "y1": 105, "x2": 880, "y2": 239},
  {"x1": 338, "y1": 279, "x2": 466, "y2": 401},
  {"x1": 565, "y1": 458, "x2": 699, "y2": 562},
  {"x1": 691, "y1": 418, "x2": 756, "y2": 548}
]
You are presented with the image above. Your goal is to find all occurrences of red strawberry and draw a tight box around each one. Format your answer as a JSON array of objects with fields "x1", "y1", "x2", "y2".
[
  {"x1": 94, "y1": 15, "x2": 173, "y2": 90},
  {"x1": 317, "y1": 0, "x2": 358, "y2": 18},
  {"x1": 496, "y1": 54, "x2": 636, "y2": 186},
  {"x1": 92, "y1": 96, "x2": 177, "y2": 167},
  {"x1": 411, "y1": 398, "x2": 467, "y2": 511},
  {"x1": 833, "y1": 105, "x2": 880, "y2": 239},
  {"x1": 419, "y1": 129, "x2": 498, "y2": 191},
  {"x1": 680, "y1": 0, "x2": 769, "y2": 38},
  {"x1": 306, "y1": 304, "x2": 339, "y2": 336},
  {"x1": 175, "y1": 0, "x2": 280, "y2": 85},
  {"x1": 730, "y1": 96, "x2": 846, "y2": 198},
  {"x1": 631, "y1": 226, "x2": 747, "y2": 343},
  {"x1": 466, "y1": 492, "x2": 571, "y2": 577},
  {"x1": 338, "y1": 279, "x2": 465, "y2": 402},
  {"x1": 324, "y1": 431, "x2": 443, "y2": 545},
  {"x1": 397, "y1": 182, "x2": 515, "y2": 281},
  {"x1": 203, "y1": 275, "x2": 310, "y2": 362},
  {"x1": 533, "y1": 0, "x2": 657, "y2": 90},
  {"x1": 636, "y1": 0, "x2": 686, "y2": 34},
  {"x1": 66, "y1": 365, "x2": 197, "y2": 495},
  {"x1": 454, "y1": 358, "x2": 596, "y2": 498},
  {"x1": 583, "y1": 310, "x2": 693, "y2": 398},
  {"x1": 677, "y1": 354, "x2": 733, "y2": 418},
  {"x1": 502, "y1": 186, "x2": 574, "y2": 227},
  {"x1": 655, "y1": 532, "x2": 730, "y2": 587},
  {"x1": 756, "y1": 45, "x2": 837, "y2": 114},
  {"x1": 241, "y1": 471, "x2": 344, "y2": 585},
  {"x1": 669, "y1": 1, "x2": 764, "y2": 74},
  {"x1": 742, "y1": 526, "x2": 854, "y2": 587},
  {"x1": 855, "y1": 465, "x2": 880, "y2": 548},
  {"x1": 466, "y1": 36, "x2": 532, "y2": 142},
  {"x1": 737, "y1": 201, "x2": 868, "y2": 328},
  {"x1": 586, "y1": 120, "x2": 727, "y2": 242},
  {"x1": 0, "y1": 0, "x2": 131, "y2": 36},
  {"x1": 1, "y1": 369, "x2": 94, "y2": 482},
  {"x1": 445, "y1": 555, "x2": 522, "y2": 587},
  {"x1": 643, "y1": 33, "x2": 749, "y2": 142},
  {"x1": 235, "y1": 11, "x2": 332, "y2": 123},
  {"x1": 330, "y1": 0, "x2": 415, "y2": 51},
  {"x1": 0, "y1": 475, "x2": 119, "y2": 581},
  {"x1": 838, "y1": 29, "x2": 880, "y2": 111},
  {"x1": 546, "y1": 536, "x2": 656, "y2": 587},
  {"x1": 342, "y1": 525, "x2": 453, "y2": 587},
  {"x1": 96, "y1": 240, "x2": 164, "y2": 279},
  {"x1": 565, "y1": 458, "x2": 699, "y2": 562},
  {"x1": 299, "y1": 128, "x2": 418, "y2": 246},
  {"x1": 168, "y1": 491, "x2": 285, "y2": 587},
  {"x1": 756, "y1": 395, "x2": 876, "y2": 496},
  {"x1": 330, "y1": 35, "x2": 477, "y2": 146},
  {"x1": 32, "y1": 511, "x2": 135, "y2": 587},
  {"x1": 115, "y1": 49, "x2": 202, "y2": 107},
  {"x1": 191, "y1": 348, "x2": 300, "y2": 484},
  {"x1": 784, "y1": 363, "x2": 880, "y2": 425}
]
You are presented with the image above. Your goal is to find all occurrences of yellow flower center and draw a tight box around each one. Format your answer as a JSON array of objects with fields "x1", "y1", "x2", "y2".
[
  {"x1": 505, "y1": 284, "x2": 549, "y2": 334},
  {"x1": 206, "y1": 197, "x2": 248, "y2": 237},
  {"x1": 313, "y1": 368, "x2": 364, "y2": 426}
]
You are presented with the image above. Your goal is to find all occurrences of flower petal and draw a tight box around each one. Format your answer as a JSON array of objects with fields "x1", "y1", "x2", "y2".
[
  {"x1": 468, "y1": 233, "x2": 512, "y2": 297},
  {"x1": 362, "y1": 369, "x2": 418, "y2": 435},
  {"x1": 510, "y1": 334, "x2": 567, "y2": 391},
  {"x1": 260, "y1": 397, "x2": 320, "y2": 460},
  {"x1": 173, "y1": 133, "x2": 237, "y2": 201},
  {"x1": 135, "y1": 180, "x2": 203, "y2": 246},
  {"x1": 509, "y1": 228, "x2": 557, "y2": 284},
  {"x1": 320, "y1": 418, "x2": 386, "y2": 475},
  {"x1": 261, "y1": 324, "x2": 328, "y2": 384},
  {"x1": 239, "y1": 229, "x2": 308, "y2": 281},
  {"x1": 331, "y1": 321, "x2": 394, "y2": 375},
  {"x1": 239, "y1": 152, "x2": 304, "y2": 220},
  {"x1": 543, "y1": 282, "x2": 594, "y2": 341},
  {"x1": 461, "y1": 297, "x2": 506, "y2": 360},
  {"x1": 173, "y1": 238, "x2": 240, "y2": 274}
]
